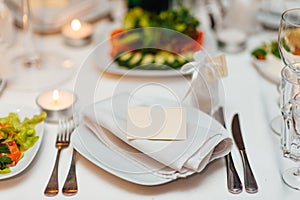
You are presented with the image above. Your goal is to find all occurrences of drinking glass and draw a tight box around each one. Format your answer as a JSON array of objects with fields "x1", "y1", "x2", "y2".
[
  {"x1": 278, "y1": 8, "x2": 300, "y2": 68},
  {"x1": 9, "y1": 0, "x2": 74, "y2": 91},
  {"x1": 0, "y1": 0, "x2": 14, "y2": 79},
  {"x1": 280, "y1": 63, "x2": 300, "y2": 190},
  {"x1": 271, "y1": 8, "x2": 300, "y2": 135}
]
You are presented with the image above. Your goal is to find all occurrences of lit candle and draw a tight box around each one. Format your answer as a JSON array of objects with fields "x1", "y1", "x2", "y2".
[
  {"x1": 36, "y1": 89, "x2": 76, "y2": 123},
  {"x1": 62, "y1": 19, "x2": 93, "y2": 47}
]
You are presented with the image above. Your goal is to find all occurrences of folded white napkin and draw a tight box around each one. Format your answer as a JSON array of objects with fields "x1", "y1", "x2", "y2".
[{"x1": 82, "y1": 93, "x2": 232, "y2": 179}]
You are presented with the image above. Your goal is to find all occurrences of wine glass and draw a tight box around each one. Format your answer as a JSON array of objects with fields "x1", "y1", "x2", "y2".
[
  {"x1": 9, "y1": 0, "x2": 75, "y2": 91},
  {"x1": 278, "y1": 8, "x2": 300, "y2": 68},
  {"x1": 271, "y1": 8, "x2": 300, "y2": 135},
  {"x1": 281, "y1": 76, "x2": 300, "y2": 189},
  {"x1": 277, "y1": 8, "x2": 300, "y2": 190},
  {"x1": 0, "y1": 0, "x2": 14, "y2": 79}
]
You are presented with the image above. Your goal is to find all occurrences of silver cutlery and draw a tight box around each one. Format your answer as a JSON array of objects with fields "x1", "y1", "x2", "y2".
[
  {"x1": 44, "y1": 118, "x2": 77, "y2": 196},
  {"x1": 231, "y1": 114, "x2": 258, "y2": 193},
  {"x1": 0, "y1": 78, "x2": 7, "y2": 96},
  {"x1": 213, "y1": 107, "x2": 242, "y2": 194},
  {"x1": 62, "y1": 148, "x2": 78, "y2": 196},
  {"x1": 62, "y1": 117, "x2": 79, "y2": 196}
]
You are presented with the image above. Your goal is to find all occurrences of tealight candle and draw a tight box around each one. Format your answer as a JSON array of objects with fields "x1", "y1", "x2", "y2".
[
  {"x1": 62, "y1": 19, "x2": 93, "y2": 47},
  {"x1": 36, "y1": 89, "x2": 76, "y2": 123},
  {"x1": 216, "y1": 28, "x2": 247, "y2": 53}
]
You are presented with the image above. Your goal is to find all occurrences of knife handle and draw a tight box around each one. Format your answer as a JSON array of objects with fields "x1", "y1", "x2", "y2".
[
  {"x1": 225, "y1": 153, "x2": 242, "y2": 194},
  {"x1": 240, "y1": 150, "x2": 258, "y2": 193}
]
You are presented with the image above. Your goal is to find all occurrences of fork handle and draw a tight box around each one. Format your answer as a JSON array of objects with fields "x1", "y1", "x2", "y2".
[
  {"x1": 44, "y1": 148, "x2": 62, "y2": 196},
  {"x1": 225, "y1": 153, "x2": 242, "y2": 194},
  {"x1": 62, "y1": 149, "x2": 78, "y2": 196}
]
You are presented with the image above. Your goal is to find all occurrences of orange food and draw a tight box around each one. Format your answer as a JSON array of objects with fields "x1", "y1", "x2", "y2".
[
  {"x1": 195, "y1": 30, "x2": 204, "y2": 47},
  {"x1": 293, "y1": 49, "x2": 300, "y2": 56},
  {"x1": 109, "y1": 28, "x2": 132, "y2": 57},
  {"x1": 2, "y1": 140, "x2": 21, "y2": 166},
  {"x1": 109, "y1": 29, "x2": 204, "y2": 58},
  {"x1": 110, "y1": 28, "x2": 125, "y2": 38},
  {"x1": 256, "y1": 55, "x2": 266, "y2": 60},
  {"x1": 0, "y1": 123, "x2": 9, "y2": 128}
]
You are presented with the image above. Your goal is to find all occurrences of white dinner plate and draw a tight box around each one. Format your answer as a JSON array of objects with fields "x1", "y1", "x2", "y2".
[
  {"x1": 72, "y1": 124, "x2": 174, "y2": 186},
  {"x1": 251, "y1": 54, "x2": 283, "y2": 85},
  {"x1": 0, "y1": 104, "x2": 44, "y2": 180}
]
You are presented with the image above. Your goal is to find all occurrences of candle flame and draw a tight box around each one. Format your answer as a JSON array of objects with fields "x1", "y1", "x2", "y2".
[
  {"x1": 71, "y1": 19, "x2": 81, "y2": 31},
  {"x1": 52, "y1": 89, "x2": 60, "y2": 102}
]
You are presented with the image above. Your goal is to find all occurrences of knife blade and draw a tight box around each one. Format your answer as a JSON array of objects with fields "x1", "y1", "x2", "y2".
[
  {"x1": 231, "y1": 114, "x2": 258, "y2": 193},
  {"x1": 213, "y1": 107, "x2": 242, "y2": 194}
]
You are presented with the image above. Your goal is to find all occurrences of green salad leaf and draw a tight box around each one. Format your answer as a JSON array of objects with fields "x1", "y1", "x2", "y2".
[
  {"x1": 0, "y1": 112, "x2": 46, "y2": 152},
  {"x1": 122, "y1": 4, "x2": 200, "y2": 38},
  {"x1": 0, "y1": 144, "x2": 10, "y2": 154},
  {"x1": 112, "y1": 5, "x2": 201, "y2": 70},
  {"x1": 0, "y1": 111, "x2": 46, "y2": 173},
  {"x1": 0, "y1": 156, "x2": 12, "y2": 170},
  {"x1": 251, "y1": 40, "x2": 280, "y2": 60}
]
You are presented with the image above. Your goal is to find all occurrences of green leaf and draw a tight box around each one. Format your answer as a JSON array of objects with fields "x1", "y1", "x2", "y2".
[
  {"x1": 0, "y1": 156, "x2": 12, "y2": 170},
  {"x1": 0, "y1": 144, "x2": 10, "y2": 154},
  {"x1": 251, "y1": 48, "x2": 267, "y2": 57}
]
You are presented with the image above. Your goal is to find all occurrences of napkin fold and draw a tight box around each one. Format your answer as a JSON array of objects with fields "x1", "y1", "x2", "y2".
[{"x1": 82, "y1": 93, "x2": 232, "y2": 179}]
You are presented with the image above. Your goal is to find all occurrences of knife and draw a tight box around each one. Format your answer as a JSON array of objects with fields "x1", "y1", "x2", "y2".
[
  {"x1": 213, "y1": 107, "x2": 242, "y2": 194},
  {"x1": 231, "y1": 114, "x2": 258, "y2": 193}
]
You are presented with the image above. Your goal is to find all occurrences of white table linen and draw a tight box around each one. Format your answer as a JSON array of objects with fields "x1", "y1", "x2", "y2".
[{"x1": 0, "y1": 21, "x2": 298, "y2": 199}]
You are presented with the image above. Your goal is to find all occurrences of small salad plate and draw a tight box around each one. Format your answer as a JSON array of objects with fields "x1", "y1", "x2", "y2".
[
  {"x1": 0, "y1": 104, "x2": 44, "y2": 180},
  {"x1": 250, "y1": 40, "x2": 283, "y2": 85},
  {"x1": 251, "y1": 54, "x2": 283, "y2": 85}
]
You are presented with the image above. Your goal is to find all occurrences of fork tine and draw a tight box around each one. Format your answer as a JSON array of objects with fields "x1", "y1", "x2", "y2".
[
  {"x1": 64, "y1": 119, "x2": 70, "y2": 142},
  {"x1": 56, "y1": 118, "x2": 70, "y2": 143},
  {"x1": 57, "y1": 117, "x2": 76, "y2": 143},
  {"x1": 57, "y1": 120, "x2": 62, "y2": 141},
  {"x1": 60, "y1": 119, "x2": 65, "y2": 141},
  {"x1": 62, "y1": 119, "x2": 65, "y2": 140},
  {"x1": 67, "y1": 117, "x2": 77, "y2": 140},
  {"x1": 66, "y1": 120, "x2": 71, "y2": 141}
]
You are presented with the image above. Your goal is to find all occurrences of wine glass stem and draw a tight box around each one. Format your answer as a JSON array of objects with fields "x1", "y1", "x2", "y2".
[{"x1": 22, "y1": 0, "x2": 40, "y2": 67}]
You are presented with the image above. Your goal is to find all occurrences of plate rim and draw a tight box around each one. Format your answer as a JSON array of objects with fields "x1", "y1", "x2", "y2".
[{"x1": 72, "y1": 124, "x2": 174, "y2": 186}]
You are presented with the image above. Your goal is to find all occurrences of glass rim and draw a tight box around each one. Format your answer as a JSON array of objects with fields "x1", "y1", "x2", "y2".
[{"x1": 282, "y1": 8, "x2": 300, "y2": 28}]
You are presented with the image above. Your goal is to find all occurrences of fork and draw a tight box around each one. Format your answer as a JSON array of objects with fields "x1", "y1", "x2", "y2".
[
  {"x1": 0, "y1": 78, "x2": 7, "y2": 96},
  {"x1": 44, "y1": 118, "x2": 76, "y2": 196},
  {"x1": 62, "y1": 118, "x2": 79, "y2": 196}
]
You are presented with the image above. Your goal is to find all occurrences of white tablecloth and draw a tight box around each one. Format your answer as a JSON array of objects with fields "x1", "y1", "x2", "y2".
[{"x1": 1, "y1": 19, "x2": 299, "y2": 200}]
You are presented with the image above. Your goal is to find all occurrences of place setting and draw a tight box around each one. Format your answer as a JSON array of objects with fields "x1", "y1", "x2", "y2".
[
  {"x1": 2, "y1": 0, "x2": 300, "y2": 199},
  {"x1": 0, "y1": 0, "x2": 110, "y2": 92}
]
